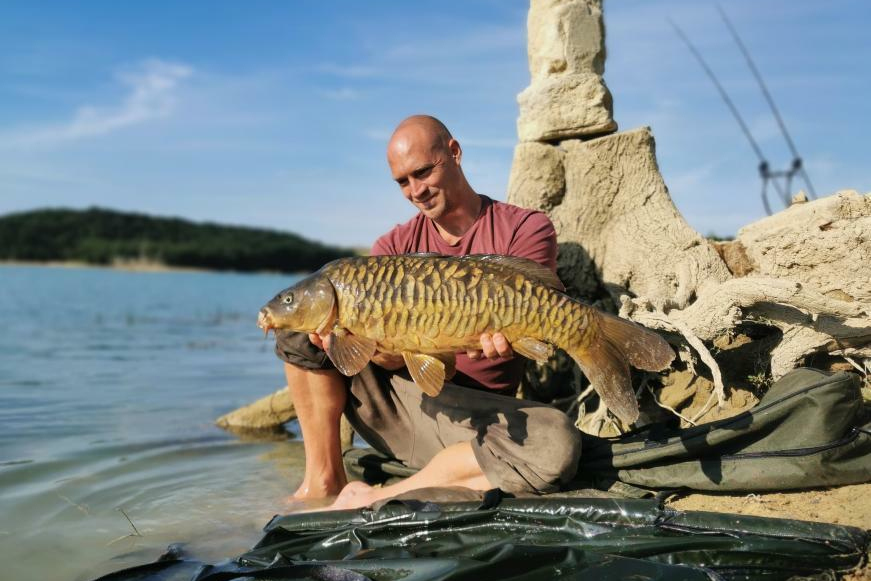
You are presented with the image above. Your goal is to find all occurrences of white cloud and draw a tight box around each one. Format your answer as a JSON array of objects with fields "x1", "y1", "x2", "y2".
[
  {"x1": 666, "y1": 162, "x2": 719, "y2": 193},
  {"x1": 4, "y1": 59, "x2": 192, "y2": 148},
  {"x1": 320, "y1": 87, "x2": 362, "y2": 101},
  {"x1": 364, "y1": 128, "x2": 391, "y2": 141},
  {"x1": 316, "y1": 63, "x2": 380, "y2": 79}
]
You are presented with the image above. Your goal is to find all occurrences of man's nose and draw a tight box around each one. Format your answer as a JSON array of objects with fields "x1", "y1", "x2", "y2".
[{"x1": 408, "y1": 177, "x2": 427, "y2": 198}]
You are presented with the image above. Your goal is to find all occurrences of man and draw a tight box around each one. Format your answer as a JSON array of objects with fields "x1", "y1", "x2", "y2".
[{"x1": 275, "y1": 115, "x2": 581, "y2": 510}]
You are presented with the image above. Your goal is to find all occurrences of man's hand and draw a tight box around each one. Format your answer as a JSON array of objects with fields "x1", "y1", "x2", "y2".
[
  {"x1": 467, "y1": 332, "x2": 513, "y2": 360},
  {"x1": 308, "y1": 332, "x2": 327, "y2": 351},
  {"x1": 309, "y1": 332, "x2": 405, "y2": 371},
  {"x1": 371, "y1": 351, "x2": 405, "y2": 370}
]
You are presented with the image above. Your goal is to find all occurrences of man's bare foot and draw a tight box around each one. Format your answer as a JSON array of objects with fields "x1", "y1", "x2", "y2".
[
  {"x1": 291, "y1": 473, "x2": 348, "y2": 500},
  {"x1": 329, "y1": 481, "x2": 379, "y2": 510},
  {"x1": 282, "y1": 495, "x2": 335, "y2": 514}
]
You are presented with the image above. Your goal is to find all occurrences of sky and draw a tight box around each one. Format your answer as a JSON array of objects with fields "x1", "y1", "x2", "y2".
[{"x1": 1, "y1": 0, "x2": 868, "y2": 247}]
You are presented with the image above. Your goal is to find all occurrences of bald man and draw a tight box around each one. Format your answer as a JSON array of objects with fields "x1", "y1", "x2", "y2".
[{"x1": 275, "y1": 115, "x2": 581, "y2": 510}]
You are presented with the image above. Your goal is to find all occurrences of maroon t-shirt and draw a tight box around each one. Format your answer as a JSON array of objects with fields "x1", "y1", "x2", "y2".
[{"x1": 371, "y1": 195, "x2": 559, "y2": 393}]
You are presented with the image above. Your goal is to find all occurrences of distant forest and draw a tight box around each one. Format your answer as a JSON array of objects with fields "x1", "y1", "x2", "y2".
[{"x1": 0, "y1": 207, "x2": 355, "y2": 273}]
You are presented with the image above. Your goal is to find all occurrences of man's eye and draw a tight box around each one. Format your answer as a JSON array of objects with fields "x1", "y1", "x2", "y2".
[{"x1": 415, "y1": 166, "x2": 433, "y2": 179}]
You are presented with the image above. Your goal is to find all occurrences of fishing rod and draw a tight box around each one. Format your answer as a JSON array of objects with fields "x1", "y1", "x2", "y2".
[
  {"x1": 670, "y1": 10, "x2": 816, "y2": 214},
  {"x1": 716, "y1": 4, "x2": 816, "y2": 202}
]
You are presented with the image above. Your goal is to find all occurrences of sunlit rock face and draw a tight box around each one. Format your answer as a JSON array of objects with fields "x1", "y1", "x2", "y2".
[{"x1": 517, "y1": 0, "x2": 616, "y2": 142}]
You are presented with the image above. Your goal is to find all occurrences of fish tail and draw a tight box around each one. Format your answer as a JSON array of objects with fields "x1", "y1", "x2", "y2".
[{"x1": 565, "y1": 309, "x2": 674, "y2": 425}]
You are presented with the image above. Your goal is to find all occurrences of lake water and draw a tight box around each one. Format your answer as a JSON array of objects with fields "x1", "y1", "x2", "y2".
[{"x1": 0, "y1": 265, "x2": 310, "y2": 580}]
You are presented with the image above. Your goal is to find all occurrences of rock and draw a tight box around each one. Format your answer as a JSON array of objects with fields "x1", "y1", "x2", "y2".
[
  {"x1": 711, "y1": 240, "x2": 754, "y2": 277},
  {"x1": 518, "y1": 0, "x2": 616, "y2": 141},
  {"x1": 340, "y1": 415, "x2": 356, "y2": 451},
  {"x1": 506, "y1": 141, "x2": 565, "y2": 211},
  {"x1": 737, "y1": 190, "x2": 871, "y2": 302},
  {"x1": 658, "y1": 370, "x2": 699, "y2": 410},
  {"x1": 216, "y1": 385, "x2": 356, "y2": 448},
  {"x1": 791, "y1": 190, "x2": 808, "y2": 204},
  {"x1": 527, "y1": 0, "x2": 606, "y2": 79},
  {"x1": 517, "y1": 74, "x2": 617, "y2": 141},
  {"x1": 530, "y1": 127, "x2": 731, "y2": 306},
  {"x1": 216, "y1": 387, "x2": 296, "y2": 430}
]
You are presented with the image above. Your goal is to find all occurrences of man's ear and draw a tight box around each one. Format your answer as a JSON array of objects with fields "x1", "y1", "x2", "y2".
[{"x1": 448, "y1": 138, "x2": 462, "y2": 165}]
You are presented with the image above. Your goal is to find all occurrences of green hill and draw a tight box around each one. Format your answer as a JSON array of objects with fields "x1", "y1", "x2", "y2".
[{"x1": 0, "y1": 207, "x2": 355, "y2": 273}]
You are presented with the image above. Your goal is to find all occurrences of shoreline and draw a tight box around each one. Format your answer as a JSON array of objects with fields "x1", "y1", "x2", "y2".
[{"x1": 0, "y1": 259, "x2": 308, "y2": 276}]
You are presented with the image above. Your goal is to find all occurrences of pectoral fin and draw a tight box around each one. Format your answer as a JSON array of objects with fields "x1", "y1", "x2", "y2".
[
  {"x1": 512, "y1": 337, "x2": 554, "y2": 363},
  {"x1": 326, "y1": 327, "x2": 377, "y2": 376},
  {"x1": 402, "y1": 352, "x2": 447, "y2": 397}
]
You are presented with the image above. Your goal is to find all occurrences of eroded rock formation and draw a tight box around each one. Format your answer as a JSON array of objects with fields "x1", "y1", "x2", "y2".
[{"x1": 508, "y1": 0, "x2": 870, "y2": 432}]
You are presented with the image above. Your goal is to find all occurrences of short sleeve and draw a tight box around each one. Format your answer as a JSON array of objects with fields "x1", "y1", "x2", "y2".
[
  {"x1": 508, "y1": 212, "x2": 559, "y2": 274},
  {"x1": 371, "y1": 232, "x2": 396, "y2": 256}
]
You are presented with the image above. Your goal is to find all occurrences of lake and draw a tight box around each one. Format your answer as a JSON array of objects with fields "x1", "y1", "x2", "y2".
[{"x1": 0, "y1": 265, "x2": 309, "y2": 580}]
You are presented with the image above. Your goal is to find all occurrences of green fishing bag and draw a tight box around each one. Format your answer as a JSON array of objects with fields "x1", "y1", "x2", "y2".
[
  {"x1": 577, "y1": 368, "x2": 871, "y2": 493},
  {"x1": 345, "y1": 368, "x2": 871, "y2": 494}
]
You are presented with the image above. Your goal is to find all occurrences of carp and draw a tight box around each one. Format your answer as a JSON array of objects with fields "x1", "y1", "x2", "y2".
[{"x1": 257, "y1": 254, "x2": 674, "y2": 424}]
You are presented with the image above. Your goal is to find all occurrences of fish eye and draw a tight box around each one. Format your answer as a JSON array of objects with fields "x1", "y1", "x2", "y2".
[{"x1": 282, "y1": 293, "x2": 294, "y2": 304}]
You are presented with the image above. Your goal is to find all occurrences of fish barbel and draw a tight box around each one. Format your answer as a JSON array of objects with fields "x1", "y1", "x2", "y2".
[{"x1": 257, "y1": 254, "x2": 674, "y2": 424}]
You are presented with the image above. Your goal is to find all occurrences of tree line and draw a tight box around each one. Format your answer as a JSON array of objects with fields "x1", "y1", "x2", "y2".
[{"x1": 0, "y1": 207, "x2": 355, "y2": 273}]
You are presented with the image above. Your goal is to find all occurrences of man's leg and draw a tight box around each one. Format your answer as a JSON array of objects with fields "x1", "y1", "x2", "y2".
[
  {"x1": 330, "y1": 441, "x2": 492, "y2": 510},
  {"x1": 284, "y1": 362, "x2": 348, "y2": 499},
  {"x1": 330, "y1": 376, "x2": 582, "y2": 511}
]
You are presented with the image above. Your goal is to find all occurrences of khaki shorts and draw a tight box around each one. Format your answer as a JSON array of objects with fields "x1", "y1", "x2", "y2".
[{"x1": 275, "y1": 331, "x2": 581, "y2": 494}]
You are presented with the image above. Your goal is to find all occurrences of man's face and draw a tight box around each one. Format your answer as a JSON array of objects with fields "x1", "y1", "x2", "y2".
[{"x1": 387, "y1": 127, "x2": 462, "y2": 221}]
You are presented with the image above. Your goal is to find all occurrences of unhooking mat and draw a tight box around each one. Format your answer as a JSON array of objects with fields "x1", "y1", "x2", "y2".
[{"x1": 93, "y1": 497, "x2": 869, "y2": 581}]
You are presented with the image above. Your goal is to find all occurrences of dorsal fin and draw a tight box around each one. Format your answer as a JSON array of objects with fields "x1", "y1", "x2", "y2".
[
  {"x1": 460, "y1": 254, "x2": 564, "y2": 290},
  {"x1": 403, "y1": 252, "x2": 443, "y2": 258}
]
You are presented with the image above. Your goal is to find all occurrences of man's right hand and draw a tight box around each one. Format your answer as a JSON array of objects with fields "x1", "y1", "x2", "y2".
[
  {"x1": 308, "y1": 333, "x2": 405, "y2": 371},
  {"x1": 371, "y1": 351, "x2": 405, "y2": 370},
  {"x1": 308, "y1": 332, "x2": 326, "y2": 351}
]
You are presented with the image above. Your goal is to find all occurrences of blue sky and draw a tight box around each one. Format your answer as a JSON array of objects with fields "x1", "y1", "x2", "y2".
[{"x1": 1, "y1": 1, "x2": 868, "y2": 246}]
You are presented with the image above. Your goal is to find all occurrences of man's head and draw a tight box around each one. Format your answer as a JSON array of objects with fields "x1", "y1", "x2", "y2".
[{"x1": 387, "y1": 115, "x2": 473, "y2": 221}]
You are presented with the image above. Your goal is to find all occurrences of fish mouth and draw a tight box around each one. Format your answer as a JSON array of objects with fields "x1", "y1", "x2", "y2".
[{"x1": 257, "y1": 309, "x2": 275, "y2": 337}]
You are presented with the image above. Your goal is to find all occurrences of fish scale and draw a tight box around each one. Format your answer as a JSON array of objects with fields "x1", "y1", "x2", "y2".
[{"x1": 326, "y1": 255, "x2": 558, "y2": 350}]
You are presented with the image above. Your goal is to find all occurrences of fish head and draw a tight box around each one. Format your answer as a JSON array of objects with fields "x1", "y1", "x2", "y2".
[{"x1": 258, "y1": 274, "x2": 336, "y2": 335}]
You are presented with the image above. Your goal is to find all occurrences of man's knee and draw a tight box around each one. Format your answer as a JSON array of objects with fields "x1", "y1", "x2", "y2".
[
  {"x1": 274, "y1": 330, "x2": 334, "y2": 371},
  {"x1": 474, "y1": 404, "x2": 581, "y2": 494},
  {"x1": 527, "y1": 407, "x2": 581, "y2": 486}
]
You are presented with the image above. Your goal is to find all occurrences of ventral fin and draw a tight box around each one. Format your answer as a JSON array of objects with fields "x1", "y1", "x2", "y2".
[
  {"x1": 326, "y1": 327, "x2": 377, "y2": 376},
  {"x1": 460, "y1": 254, "x2": 564, "y2": 290},
  {"x1": 513, "y1": 337, "x2": 554, "y2": 363},
  {"x1": 402, "y1": 352, "x2": 447, "y2": 397}
]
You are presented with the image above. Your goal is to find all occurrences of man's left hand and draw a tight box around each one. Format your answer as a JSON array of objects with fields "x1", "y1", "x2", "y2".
[{"x1": 467, "y1": 332, "x2": 513, "y2": 360}]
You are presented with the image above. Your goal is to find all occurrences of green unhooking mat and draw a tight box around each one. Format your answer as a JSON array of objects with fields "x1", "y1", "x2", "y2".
[{"x1": 94, "y1": 497, "x2": 869, "y2": 581}]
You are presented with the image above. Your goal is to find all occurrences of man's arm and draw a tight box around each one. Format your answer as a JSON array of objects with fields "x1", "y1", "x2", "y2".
[{"x1": 508, "y1": 211, "x2": 559, "y2": 273}]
